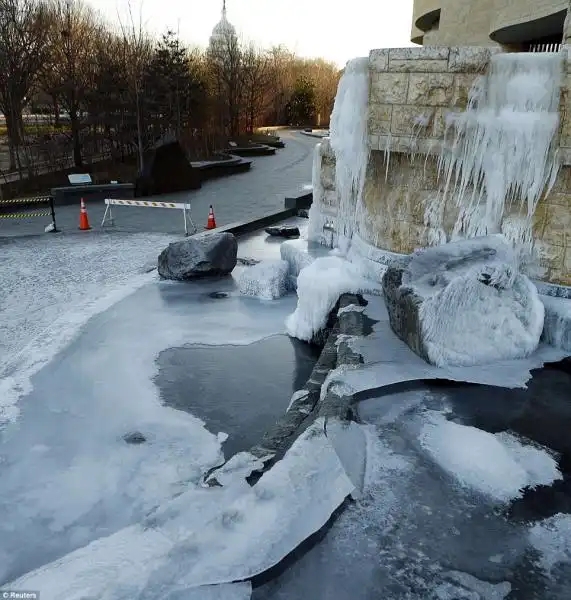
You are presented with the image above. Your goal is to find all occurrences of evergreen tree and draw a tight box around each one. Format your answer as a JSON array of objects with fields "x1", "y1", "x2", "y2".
[{"x1": 285, "y1": 76, "x2": 317, "y2": 127}]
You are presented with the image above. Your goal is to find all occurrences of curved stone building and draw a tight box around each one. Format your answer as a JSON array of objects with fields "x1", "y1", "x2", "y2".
[{"x1": 412, "y1": 0, "x2": 569, "y2": 49}]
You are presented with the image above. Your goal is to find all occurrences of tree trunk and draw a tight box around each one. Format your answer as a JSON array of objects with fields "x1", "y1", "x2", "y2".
[
  {"x1": 135, "y1": 87, "x2": 144, "y2": 173},
  {"x1": 70, "y1": 109, "x2": 82, "y2": 167},
  {"x1": 53, "y1": 96, "x2": 60, "y2": 127},
  {"x1": 5, "y1": 110, "x2": 23, "y2": 173}
]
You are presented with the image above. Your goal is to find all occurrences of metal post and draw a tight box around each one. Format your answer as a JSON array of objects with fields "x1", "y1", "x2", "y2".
[
  {"x1": 49, "y1": 196, "x2": 57, "y2": 232},
  {"x1": 183, "y1": 204, "x2": 188, "y2": 236}
]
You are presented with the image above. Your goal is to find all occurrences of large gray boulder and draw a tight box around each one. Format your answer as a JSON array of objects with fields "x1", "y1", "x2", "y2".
[
  {"x1": 382, "y1": 236, "x2": 545, "y2": 367},
  {"x1": 158, "y1": 232, "x2": 238, "y2": 280}
]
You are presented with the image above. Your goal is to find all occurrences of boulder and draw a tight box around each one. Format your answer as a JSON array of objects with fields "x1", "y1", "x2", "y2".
[
  {"x1": 382, "y1": 236, "x2": 545, "y2": 367},
  {"x1": 158, "y1": 232, "x2": 238, "y2": 280},
  {"x1": 237, "y1": 259, "x2": 290, "y2": 300}
]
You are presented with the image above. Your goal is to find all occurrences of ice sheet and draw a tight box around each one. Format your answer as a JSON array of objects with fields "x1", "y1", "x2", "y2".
[
  {"x1": 323, "y1": 294, "x2": 569, "y2": 401},
  {"x1": 10, "y1": 420, "x2": 355, "y2": 597},
  {"x1": 0, "y1": 277, "x2": 300, "y2": 583}
]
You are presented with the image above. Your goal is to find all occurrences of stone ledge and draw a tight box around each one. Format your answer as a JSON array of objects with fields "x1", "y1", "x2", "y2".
[{"x1": 204, "y1": 293, "x2": 367, "y2": 486}]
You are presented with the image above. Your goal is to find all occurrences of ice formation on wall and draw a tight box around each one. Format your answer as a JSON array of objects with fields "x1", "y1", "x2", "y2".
[
  {"x1": 308, "y1": 57, "x2": 369, "y2": 247},
  {"x1": 307, "y1": 143, "x2": 335, "y2": 246},
  {"x1": 431, "y1": 52, "x2": 563, "y2": 249}
]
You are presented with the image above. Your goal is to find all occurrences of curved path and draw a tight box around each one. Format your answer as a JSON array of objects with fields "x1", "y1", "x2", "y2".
[{"x1": 0, "y1": 131, "x2": 317, "y2": 237}]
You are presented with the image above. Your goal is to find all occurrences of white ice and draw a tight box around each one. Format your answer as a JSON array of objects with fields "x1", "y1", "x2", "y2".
[
  {"x1": 420, "y1": 412, "x2": 561, "y2": 502},
  {"x1": 0, "y1": 233, "x2": 175, "y2": 425},
  {"x1": 403, "y1": 236, "x2": 545, "y2": 366},
  {"x1": 329, "y1": 57, "x2": 370, "y2": 241},
  {"x1": 322, "y1": 293, "x2": 569, "y2": 403},
  {"x1": 541, "y1": 295, "x2": 571, "y2": 351},
  {"x1": 9, "y1": 420, "x2": 355, "y2": 598},
  {"x1": 529, "y1": 513, "x2": 571, "y2": 574},
  {"x1": 237, "y1": 259, "x2": 290, "y2": 300},
  {"x1": 431, "y1": 52, "x2": 562, "y2": 249},
  {"x1": 0, "y1": 247, "x2": 303, "y2": 583},
  {"x1": 285, "y1": 256, "x2": 382, "y2": 342}
]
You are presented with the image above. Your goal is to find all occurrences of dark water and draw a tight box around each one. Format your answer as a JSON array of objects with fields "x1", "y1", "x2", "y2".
[
  {"x1": 253, "y1": 361, "x2": 571, "y2": 600},
  {"x1": 155, "y1": 335, "x2": 320, "y2": 457}
]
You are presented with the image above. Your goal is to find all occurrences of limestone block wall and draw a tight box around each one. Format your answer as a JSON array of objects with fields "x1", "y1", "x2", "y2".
[{"x1": 358, "y1": 46, "x2": 571, "y2": 286}]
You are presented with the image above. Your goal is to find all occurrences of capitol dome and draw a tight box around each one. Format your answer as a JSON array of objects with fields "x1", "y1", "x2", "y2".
[{"x1": 209, "y1": 0, "x2": 236, "y2": 46}]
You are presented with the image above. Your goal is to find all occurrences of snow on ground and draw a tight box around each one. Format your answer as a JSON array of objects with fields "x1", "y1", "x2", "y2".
[
  {"x1": 529, "y1": 514, "x2": 571, "y2": 574},
  {"x1": 0, "y1": 232, "x2": 176, "y2": 425},
  {"x1": 285, "y1": 256, "x2": 381, "y2": 342},
  {"x1": 420, "y1": 412, "x2": 561, "y2": 502},
  {"x1": 10, "y1": 420, "x2": 354, "y2": 598}
]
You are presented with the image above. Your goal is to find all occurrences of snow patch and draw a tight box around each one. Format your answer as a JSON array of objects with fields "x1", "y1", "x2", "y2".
[
  {"x1": 286, "y1": 256, "x2": 381, "y2": 342},
  {"x1": 237, "y1": 259, "x2": 289, "y2": 300},
  {"x1": 420, "y1": 413, "x2": 561, "y2": 502}
]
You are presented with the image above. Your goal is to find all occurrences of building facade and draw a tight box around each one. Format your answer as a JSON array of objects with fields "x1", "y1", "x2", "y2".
[{"x1": 412, "y1": 0, "x2": 569, "y2": 49}]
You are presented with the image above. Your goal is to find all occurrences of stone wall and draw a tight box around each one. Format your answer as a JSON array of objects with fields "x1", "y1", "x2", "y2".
[{"x1": 358, "y1": 46, "x2": 571, "y2": 286}]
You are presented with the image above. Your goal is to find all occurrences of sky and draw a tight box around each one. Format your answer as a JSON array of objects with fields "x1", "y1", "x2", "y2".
[{"x1": 91, "y1": 0, "x2": 416, "y2": 67}]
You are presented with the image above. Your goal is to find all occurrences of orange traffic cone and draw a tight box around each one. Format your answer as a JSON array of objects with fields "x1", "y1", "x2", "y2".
[
  {"x1": 206, "y1": 205, "x2": 217, "y2": 230},
  {"x1": 79, "y1": 198, "x2": 91, "y2": 231}
]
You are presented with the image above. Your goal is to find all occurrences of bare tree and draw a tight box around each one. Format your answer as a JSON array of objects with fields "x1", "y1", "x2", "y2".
[
  {"x1": 44, "y1": 0, "x2": 101, "y2": 167},
  {"x1": 118, "y1": 1, "x2": 153, "y2": 172},
  {"x1": 241, "y1": 44, "x2": 271, "y2": 133},
  {"x1": 208, "y1": 24, "x2": 243, "y2": 137},
  {"x1": 0, "y1": 0, "x2": 50, "y2": 171}
]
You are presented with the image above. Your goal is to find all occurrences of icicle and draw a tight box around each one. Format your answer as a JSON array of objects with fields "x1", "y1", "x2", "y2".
[
  {"x1": 428, "y1": 52, "x2": 563, "y2": 253},
  {"x1": 329, "y1": 57, "x2": 370, "y2": 242}
]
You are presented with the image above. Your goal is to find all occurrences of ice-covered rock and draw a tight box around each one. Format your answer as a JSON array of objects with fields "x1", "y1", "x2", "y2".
[
  {"x1": 237, "y1": 259, "x2": 289, "y2": 300},
  {"x1": 286, "y1": 256, "x2": 381, "y2": 343},
  {"x1": 382, "y1": 236, "x2": 545, "y2": 367},
  {"x1": 158, "y1": 233, "x2": 237, "y2": 280},
  {"x1": 541, "y1": 295, "x2": 571, "y2": 352}
]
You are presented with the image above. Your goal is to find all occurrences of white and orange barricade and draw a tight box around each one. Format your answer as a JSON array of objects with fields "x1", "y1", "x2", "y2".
[{"x1": 101, "y1": 198, "x2": 197, "y2": 236}]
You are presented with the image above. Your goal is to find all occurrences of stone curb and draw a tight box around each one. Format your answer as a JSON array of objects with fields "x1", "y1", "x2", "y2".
[{"x1": 203, "y1": 292, "x2": 370, "y2": 486}]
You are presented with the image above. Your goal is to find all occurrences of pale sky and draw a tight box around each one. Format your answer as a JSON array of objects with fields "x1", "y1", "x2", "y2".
[{"x1": 91, "y1": 0, "x2": 416, "y2": 67}]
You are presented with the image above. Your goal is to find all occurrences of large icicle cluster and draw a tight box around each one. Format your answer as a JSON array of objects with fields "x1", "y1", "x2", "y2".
[
  {"x1": 431, "y1": 52, "x2": 563, "y2": 249},
  {"x1": 327, "y1": 56, "x2": 370, "y2": 241}
]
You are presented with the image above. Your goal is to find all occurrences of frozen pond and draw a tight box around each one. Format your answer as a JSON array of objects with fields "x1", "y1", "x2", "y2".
[{"x1": 253, "y1": 362, "x2": 571, "y2": 600}]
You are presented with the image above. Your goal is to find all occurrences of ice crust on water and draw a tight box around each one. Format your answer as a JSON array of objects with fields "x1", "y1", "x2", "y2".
[
  {"x1": 419, "y1": 412, "x2": 561, "y2": 502},
  {"x1": 529, "y1": 513, "x2": 571, "y2": 574},
  {"x1": 429, "y1": 52, "x2": 563, "y2": 248},
  {"x1": 10, "y1": 420, "x2": 355, "y2": 597},
  {"x1": 285, "y1": 256, "x2": 381, "y2": 342},
  {"x1": 237, "y1": 259, "x2": 289, "y2": 300},
  {"x1": 403, "y1": 236, "x2": 546, "y2": 366}
]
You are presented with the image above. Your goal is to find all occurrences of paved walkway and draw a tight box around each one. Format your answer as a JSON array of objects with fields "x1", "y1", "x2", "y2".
[{"x1": 0, "y1": 131, "x2": 317, "y2": 238}]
